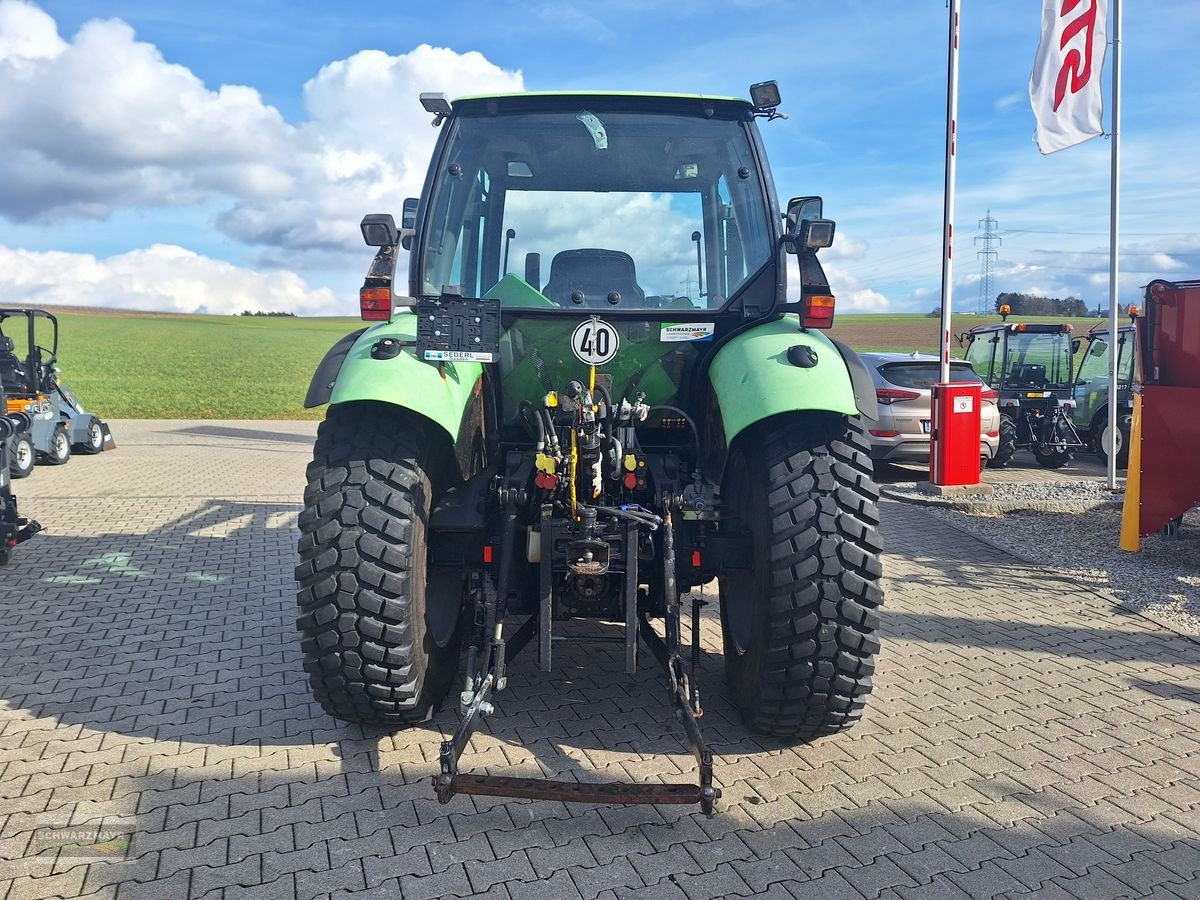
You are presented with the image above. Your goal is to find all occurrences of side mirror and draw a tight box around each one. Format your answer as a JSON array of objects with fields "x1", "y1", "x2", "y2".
[
  {"x1": 784, "y1": 197, "x2": 833, "y2": 253},
  {"x1": 785, "y1": 196, "x2": 823, "y2": 242},
  {"x1": 400, "y1": 198, "x2": 419, "y2": 250},
  {"x1": 1071, "y1": 338, "x2": 1081, "y2": 354},
  {"x1": 361, "y1": 213, "x2": 399, "y2": 247}
]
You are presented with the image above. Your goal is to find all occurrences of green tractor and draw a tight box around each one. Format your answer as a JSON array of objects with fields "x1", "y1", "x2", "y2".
[
  {"x1": 961, "y1": 321, "x2": 1084, "y2": 468},
  {"x1": 297, "y1": 85, "x2": 883, "y2": 813},
  {"x1": 1072, "y1": 319, "x2": 1137, "y2": 467}
]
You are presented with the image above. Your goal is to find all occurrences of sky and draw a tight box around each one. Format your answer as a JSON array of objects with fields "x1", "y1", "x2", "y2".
[{"x1": 0, "y1": 0, "x2": 1196, "y2": 317}]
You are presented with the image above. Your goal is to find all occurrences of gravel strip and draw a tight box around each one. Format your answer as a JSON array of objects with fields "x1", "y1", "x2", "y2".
[
  {"x1": 925, "y1": 494, "x2": 1200, "y2": 639},
  {"x1": 884, "y1": 479, "x2": 1122, "y2": 512}
]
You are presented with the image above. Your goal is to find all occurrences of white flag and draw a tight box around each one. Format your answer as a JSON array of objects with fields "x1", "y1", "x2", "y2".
[{"x1": 1029, "y1": 0, "x2": 1108, "y2": 154}]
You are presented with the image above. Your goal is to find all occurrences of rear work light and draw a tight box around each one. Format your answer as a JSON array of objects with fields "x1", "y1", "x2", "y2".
[
  {"x1": 360, "y1": 286, "x2": 392, "y2": 321},
  {"x1": 801, "y1": 294, "x2": 835, "y2": 328},
  {"x1": 875, "y1": 388, "x2": 921, "y2": 405}
]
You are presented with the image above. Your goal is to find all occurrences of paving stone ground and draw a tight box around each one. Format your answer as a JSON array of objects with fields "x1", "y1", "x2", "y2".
[{"x1": 1, "y1": 420, "x2": 1197, "y2": 899}]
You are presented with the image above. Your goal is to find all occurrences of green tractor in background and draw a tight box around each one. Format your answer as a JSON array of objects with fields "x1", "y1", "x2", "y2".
[
  {"x1": 297, "y1": 85, "x2": 883, "y2": 813},
  {"x1": 1072, "y1": 317, "x2": 1137, "y2": 467}
]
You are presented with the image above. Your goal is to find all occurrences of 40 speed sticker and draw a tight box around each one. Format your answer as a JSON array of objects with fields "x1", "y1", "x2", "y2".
[{"x1": 571, "y1": 318, "x2": 619, "y2": 365}]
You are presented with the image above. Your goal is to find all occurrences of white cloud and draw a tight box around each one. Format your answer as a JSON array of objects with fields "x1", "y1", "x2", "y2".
[
  {"x1": 994, "y1": 92, "x2": 1024, "y2": 112},
  {"x1": 0, "y1": 5, "x2": 294, "y2": 222},
  {"x1": 1149, "y1": 252, "x2": 1185, "y2": 271},
  {"x1": 0, "y1": 0, "x2": 63, "y2": 62},
  {"x1": 0, "y1": 3, "x2": 523, "y2": 272},
  {"x1": 0, "y1": 244, "x2": 337, "y2": 315},
  {"x1": 220, "y1": 44, "x2": 523, "y2": 265}
]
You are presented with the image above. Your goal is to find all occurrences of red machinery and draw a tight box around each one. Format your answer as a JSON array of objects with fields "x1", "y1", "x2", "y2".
[
  {"x1": 1122, "y1": 279, "x2": 1200, "y2": 541},
  {"x1": 931, "y1": 382, "x2": 982, "y2": 486}
]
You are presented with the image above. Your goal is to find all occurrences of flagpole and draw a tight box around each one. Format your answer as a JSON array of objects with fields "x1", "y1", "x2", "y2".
[{"x1": 1106, "y1": 0, "x2": 1121, "y2": 490}]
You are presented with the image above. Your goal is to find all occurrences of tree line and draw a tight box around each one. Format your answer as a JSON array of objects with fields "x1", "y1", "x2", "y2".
[{"x1": 994, "y1": 293, "x2": 1088, "y2": 317}]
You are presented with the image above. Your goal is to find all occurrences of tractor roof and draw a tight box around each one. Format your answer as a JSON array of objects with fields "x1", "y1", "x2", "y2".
[
  {"x1": 1087, "y1": 323, "x2": 1136, "y2": 336},
  {"x1": 455, "y1": 90, "x2": 749, "y2": 105},
  {"x1": 967, "y1": 322, "x2": 1072, "y2": 336},
  {"x1": 450, "y1": 92, "x2": 755, "y2": 119}
]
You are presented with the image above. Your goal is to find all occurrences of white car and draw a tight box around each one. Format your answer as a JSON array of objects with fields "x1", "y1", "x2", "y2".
[{"x1": 859, "y1": 352, "x2": 1000, "y2": 464}]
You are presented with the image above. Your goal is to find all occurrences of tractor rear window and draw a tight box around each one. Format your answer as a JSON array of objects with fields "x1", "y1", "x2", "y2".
[
  {"x1": 420, "y1": 109, "x2": 773, "y2": 309},
  {"x1": 880, "y1": 362, "x2": 982, "y2": 389}
]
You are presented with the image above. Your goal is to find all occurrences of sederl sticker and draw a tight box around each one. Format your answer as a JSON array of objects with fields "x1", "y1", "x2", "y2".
[{"x1": 659, "y1": 322, "x2": 715, "y2": 342}]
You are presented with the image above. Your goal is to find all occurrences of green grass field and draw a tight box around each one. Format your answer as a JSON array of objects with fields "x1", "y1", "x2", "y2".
[
  {"x1": 4, "y1": 308, "x2": 1116, "y2": 419},
  {"x1": 29, "y1": 310, "x2": 361, "y2": 419}
]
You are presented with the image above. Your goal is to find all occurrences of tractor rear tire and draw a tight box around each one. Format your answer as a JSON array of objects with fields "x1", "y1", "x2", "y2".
[
  {"x1": 719, "y1": 414, "x2": 884, "y2": 741},
  {"x1": 41, "y1": 423, "x2": 71, "y2": 466},
  {"x1": 295, "y1": 403, "x2": 461, "y2": 727},
  {"x1": 987, "y1": 414, "x2": 1017, "y2": 468},
  {"x1": 1098, "y1": 413, "x2": 1131, "y2": 469},
  {"x1": 10, "y1": 434, "x2": 34, "y2": 479}
]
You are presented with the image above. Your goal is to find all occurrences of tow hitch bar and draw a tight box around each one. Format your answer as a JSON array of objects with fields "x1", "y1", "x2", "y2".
[{"x1": 433, "y1": 510, "x2": 720, "y2": 815}]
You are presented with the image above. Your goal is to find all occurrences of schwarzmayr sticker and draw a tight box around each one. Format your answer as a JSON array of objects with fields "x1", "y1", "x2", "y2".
[{"x1": 659, "y1": 323, "x2": 715, "y2": 342}]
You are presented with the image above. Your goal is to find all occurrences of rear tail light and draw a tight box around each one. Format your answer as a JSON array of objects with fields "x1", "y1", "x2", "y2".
[
  {"x1": 875, "y1": 388, "x2": 921, "y2": 404},
  {"x1": 986, "y1": 431, "x2": 999, "y2": 438},
  {"x1": 981, "y1": 388, "x2": 998, "y2": 401},
  {"x1": 869, "y1": 429, "x2": 901, "y2": 438},
  {"x1": 801, "y1": 294, "x2": 835, "y2": 328},
  {"x1": 360, "y1": 286, "x2": 392, "y2": 321}
]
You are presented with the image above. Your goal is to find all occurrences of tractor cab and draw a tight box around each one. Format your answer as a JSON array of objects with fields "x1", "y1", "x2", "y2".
[
  {"x1": 961, "y1": 322, "x2": 1083, "y2": 467},
  {"x1": 0, "y1": 309, "x2": 113, "y2": 472}
]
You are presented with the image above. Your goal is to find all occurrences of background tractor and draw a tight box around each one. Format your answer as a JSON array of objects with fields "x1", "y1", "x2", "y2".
[
  {"x1": 0, "y1": 309, "x2": 113, "y2": 474},
  {"x1": 296, "y1": 85, "x2": 883, "y2": 813},
  {"x1": 961, "y1": 321, "x2": 1083, "y2": 468},
  {"x1": 1072, "y1": 318, "x2": 1136, "y2": 467}
]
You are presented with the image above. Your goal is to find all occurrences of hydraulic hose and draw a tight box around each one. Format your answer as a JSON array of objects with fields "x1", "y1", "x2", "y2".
[
  {"x1": 594, "y1": 383, "x2": 613, "y2": 428},
  {"x1": 518, "y1": 400, "x2": 545, "y2": 449},
  {"x1": 582, "y1": 503, "x2": 662, "y2": 531}
]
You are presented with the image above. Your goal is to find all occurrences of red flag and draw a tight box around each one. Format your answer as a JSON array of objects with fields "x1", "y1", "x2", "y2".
[{"x1": 1030, "y1": 0, "x2": 1108, "y2": 154}]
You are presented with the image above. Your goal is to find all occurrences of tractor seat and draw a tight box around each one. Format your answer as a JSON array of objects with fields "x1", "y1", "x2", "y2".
[
  {"x1": 541, "y1": 249, "x2": 646, "y2": 307},
  {"x1": 1009, "y1": 363, "x2": 1046, "y2": 387},
  {"x1": 0, "y1": 336, "x2": 27, "y2": 391}
]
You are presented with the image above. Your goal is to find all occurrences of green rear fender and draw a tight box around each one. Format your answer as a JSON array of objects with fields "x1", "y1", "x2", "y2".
[
  {"x1": 326, "y1": 313, "x2": 483, "y2": 447},
  {"x1": 708, "y1": 316, "x2": 872, "y2": 445}
]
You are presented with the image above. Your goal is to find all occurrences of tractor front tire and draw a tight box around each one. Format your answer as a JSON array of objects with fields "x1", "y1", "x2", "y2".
[
  {"x1": 75, "y1": 417, "x2": 105, "y2": 455},
  {"x1": 9, "y1": 434, "x2": 34, "y2": 479},
  {"x1": 719, "y1": 414, "x2": 884, "y2": 741},
  {"x1": 987, "y1": 414, "x2": 1017, "y2": 468},
  {"x1": 295, "y1": 404, "x2": 461, "y2": 727}
]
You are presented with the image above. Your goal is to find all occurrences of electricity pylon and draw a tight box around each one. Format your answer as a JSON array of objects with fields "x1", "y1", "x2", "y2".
[{"x1": 974, "y1": 211, "x2": 1001, "y2": 314}]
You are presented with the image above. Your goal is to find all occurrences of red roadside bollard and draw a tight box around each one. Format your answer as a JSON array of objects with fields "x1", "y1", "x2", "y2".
[{"x1": 930, "y1": 382, "x2": 982, "y2": 486}]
